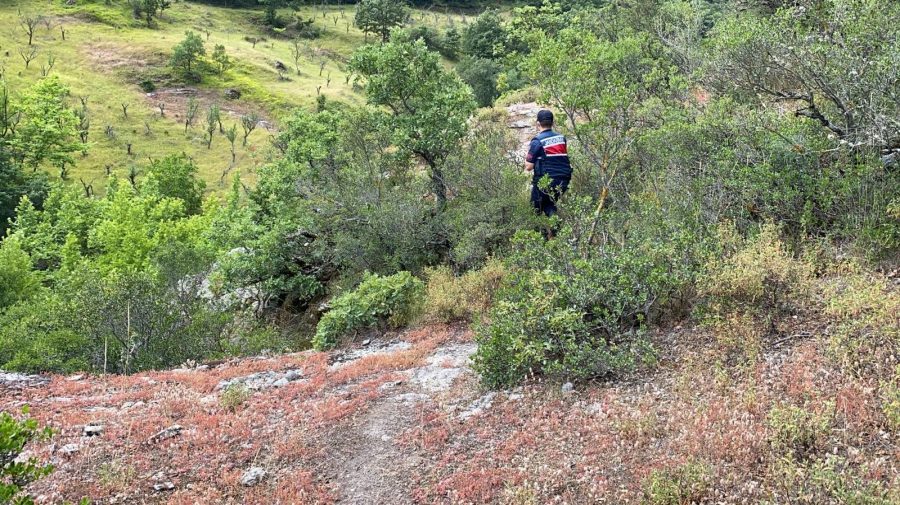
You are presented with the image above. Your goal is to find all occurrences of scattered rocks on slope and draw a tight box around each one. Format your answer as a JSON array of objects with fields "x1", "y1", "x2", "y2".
[
  {"x1": 240, "y1": 467, "x2": 267, "y2": 487},
  {"x1": 0, "y1": 371, "x2": 50, "y2": 389},
  {"x1": 329, "y1": 340, "x2": 412, "y2": 370},
  {"x1": 406, "y1": 343, "x2": 476, "y2": 392},
  {"x1": 215, "y1": 369, "x2": 304, "y2": 391},
  {"x1": 152, "y1": 481, "x2": 175, "y2": 492},
  {"x1": 458, "y1": 392, "x2": 497, "y2": 421}
]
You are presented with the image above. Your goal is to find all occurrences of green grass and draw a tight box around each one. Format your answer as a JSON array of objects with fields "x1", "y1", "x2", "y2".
[{"x1": 0, "y1": 0, "x2": 470, "y2": 192}]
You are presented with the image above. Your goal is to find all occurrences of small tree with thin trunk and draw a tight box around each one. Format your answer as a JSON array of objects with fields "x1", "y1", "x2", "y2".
[
  {"x1": 205, "y1": 104, "x2": 220, "y2": 149},
  {"x1": 240, "y1": 112, "x2": 259, "y2": 146},
  {"x1": 225, "y1": 123, "x2": 238, "y2": 162},
  {"x1": 184, "y1": 97, "x2": 199, "y2": 133},
  {"x1": 19, "y1": 46, "x2": 38, "y2": 69},
  {"x1": 19, "y1": 12, "x2": 41, "y2": 46},
  {"x1": 291, "y1": 39, "x2": 304, "y2": 75}
]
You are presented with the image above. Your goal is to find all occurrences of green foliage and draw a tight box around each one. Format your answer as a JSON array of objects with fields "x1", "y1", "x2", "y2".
[
  {"x1": 170, "y1": 31, "x2": 206, "y2": 81},
  {"x1": 354, "y1": 0, "x2": 409, "y2": 43},
  {"x1": 422, "y1": 259, "x2": 505, "y2": 324},
  {"x1": 456, "y1": 56, "x2": 501, "y2": 107},
  {"x1": 442, "y1": 119, "x2": 538, "y2": 268},
  {"x1": 769, "y1": 454, "x2": 898, "y2": 505},
  {"x1": 128, "y1": 0, "x2": 170, "y2": 27},
  {"x1": 0, "y1": 152, "x2": 48, "y2": 239},
  {"x1": 220, "y1": 383, "x2": 251, "y2": 412},
  {"x1": 641, "y1": 460, "x2": 711, "y2": 505},
  {"x1": 211, "y1": 44, "x2": 231, "y2": 74},
  {"x1": 461, "y1": 9, "x2": 506, "y2": 60},
  {"x1": 8, "y1": 77, "x2": 80, "y2": 172},
  {"x1": 350, "y1": 36, "x2": 475, "y2": 208},
  {"x1": 312, "y1": 272, "x2": 424, "y2": 350},
  {"x1": 820, "y1": 263, "x2": 899, "y2": 378},
  {"x1": 142, "y1": 154, "x2": 206, "y2": 215},
  {"x1": 698, "y1": 223, "x2": 813, "y2": 323},
  {"x1": 767, "y1": 402, "x2": 834, "y2": 459},
  {"x1": 0, "y1": 237, "x2": 41, "y2": 311},
  {"x1": 705, "y1": 0, "x2": 900, "y2": 161},
  {"x1": 0, "y1": 407, "x2": 54, "y2": 505}
]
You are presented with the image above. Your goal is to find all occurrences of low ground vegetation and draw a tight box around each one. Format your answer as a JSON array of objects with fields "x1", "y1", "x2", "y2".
[{"x1": 0, "y1": 0, "x2": 898, "y2": 502}]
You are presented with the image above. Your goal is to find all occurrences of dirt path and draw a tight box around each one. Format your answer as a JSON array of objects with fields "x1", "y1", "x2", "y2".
[{"x1": 325, "y1": 337, "x2": 477, "y2": 504}]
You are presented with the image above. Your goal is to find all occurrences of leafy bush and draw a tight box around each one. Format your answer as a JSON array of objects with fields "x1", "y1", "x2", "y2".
[
  {"x1": 137, "y1": 79, "x2": 156, "y2": 93},
  {"x1": 473, "y1": 223, "x2": 678, "y2": 388},
  {"x1": 220, "y1": 384, "x2": 251, "y2": 412},
  {"x1": 0, "y1": 407, "x2": 54, "y2": 505},
  {"x1": 769, "y1": 454, "x2": 898, "y2": 505},
  {"x1": 819, "y1": 262, "x2": 899, "y2": 378},
  {"x1": 697, "y1": 223, "x2": 813, "y2": 330},
  {"x1": 642, "y1": 460, "x2": 711, "y2": 505},
  {"x1": 767, "y1": 402, "x2": 834, "y2": 459},
  {"x1": 313, "y1": 272, "x2": 424, "y2": 350},
  {"x1": 457, "y1": 56, "x2": 501, "y2": 107},
  {"x1": 421, "y1": 259, "x2": 505, "y2": 324},
  {"x1": 0, "y1": 238, "x2": 41, "y2": 311}
]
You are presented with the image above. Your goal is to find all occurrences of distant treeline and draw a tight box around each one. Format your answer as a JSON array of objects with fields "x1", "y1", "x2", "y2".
[{"x1": 184, "y1": 0, "x2": 549, "y2": 10}]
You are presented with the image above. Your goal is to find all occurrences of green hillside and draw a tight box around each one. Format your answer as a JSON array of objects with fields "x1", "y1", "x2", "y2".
[{"x1": 0, "y1": 0, "x2": 467, "y2": 190}]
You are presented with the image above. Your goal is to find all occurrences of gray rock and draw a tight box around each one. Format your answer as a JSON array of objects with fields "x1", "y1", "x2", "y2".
[
  {"x1": 561, "y1": 382, "x2": 575, "y2": 394},
  {"x1": 153, "y1": 481, "x2": 175, "y2": 492},
  {"x1": 284, "y1": 369, "x2": 303, "y2": 382},
  {"x1": 0, "y1": 371, "x2": 50, "y2": 389},
  {"x1": 83, "y1": 423, "x2": 104, "y2": 437},
  {"x1": 147, "y1": 425, "x2": 182, "y2": 444},
  {"x1": 273, "y1": 378, "x2": 289, "y2": 388},
  {"x1": 458, "y1": 392, "x2": 497, "y2": 420},
  {"x1": 59, "y1": 443, "x2": 80, "y2": 455},
  {"x1": 240, "y1": 467, "x2": 267, "y2": 487},
  {"x1": 224, "y1": 88, "x2": 241, "y2": 100}
]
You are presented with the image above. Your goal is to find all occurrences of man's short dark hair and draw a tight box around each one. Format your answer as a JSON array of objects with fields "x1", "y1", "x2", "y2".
[{"x1": 537, "y1": 109, "x2": 554, "y2": 128}]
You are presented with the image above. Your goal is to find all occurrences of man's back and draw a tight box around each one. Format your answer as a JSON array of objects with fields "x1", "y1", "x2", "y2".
[{"x1": 528, "y1": 129, "x2": 572, "y2": 179}]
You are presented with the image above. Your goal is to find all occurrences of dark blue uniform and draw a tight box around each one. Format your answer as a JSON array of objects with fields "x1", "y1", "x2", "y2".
[{"x1": 526, "y1": 129, "x2": 572, "y2": 217}]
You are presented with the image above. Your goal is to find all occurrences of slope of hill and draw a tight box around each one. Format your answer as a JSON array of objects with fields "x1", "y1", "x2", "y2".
[
  {"x1": 0, "y1": 0, "x2": 467, "y2": 191},
  {"x1": 3, "y1": 264, "x2": 898, "y2": 504}
]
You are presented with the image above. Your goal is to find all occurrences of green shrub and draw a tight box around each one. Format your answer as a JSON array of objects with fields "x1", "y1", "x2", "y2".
[
  {"x1": 473, "y1": 224, "x2": 672, "y2": 388},
  {"x1": 0, "y1": 238, "x2": 42, "y2": 312},
  {"x1": 220, "y1": 384, "x2": 251, "y2": 412},
  {"x1": 769, "y1": 455, "x2": 898, "y2": 505},
  {"x1": 137, "y1": 79, "x2": 156, "y2": 93},
  {"x1": 698, "y1": 223, "x2": 813, "y2": 321},
  {"x1": 819, "y1": 262, "x2": 899, "y2": 378},
  {"x1": 767, "y1": 402, "x2": 834, "y2": 459},
  {"x1": 422, "y1": 259, "x2": 505, "y2": 324},
  {"x1": 312, "y1": 272, "x2": 424, "y2": 350},
  {"x1": 0, "y1": 407, "x2": 54, "y2": 505},
  {"x1": 642, "y1": 460, "x2": 711, "y2": 505}
]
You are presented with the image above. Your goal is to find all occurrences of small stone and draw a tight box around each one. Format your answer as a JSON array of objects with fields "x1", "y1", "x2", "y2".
[
  {"x1": 240, "y1": 467, "x2": 267, "y2": 487},
  {"x1": 284, "y1": 369, "x2": 303, "y2": 381},
  {"x1": 224, "y1": 88, "x2": 241, "y2": 100},
  {"x1": 508, "y1": 393, "x2": 524, "y2": 401},
  {"x1": 152, "y1": 481, "x2": 175, "y2": 492},
  {"x1": 380, "y1": 434, "x2": 392, "y2": 443},
  {"x1": 67, "y1": 374, "x2": 85, "y2": 381},
  {"x1": 273, "y1": 378, "x2": 289, "y2": 388},
  {"x1": 561, "y1": 382, "x2": 575, "y2": 394},
  {"x1": 361, "y1": 339, "x2": 371, "y2": 346},
  {"x1": 83, "y1": 423, "x2": 104, "y2": 437},
  {"x1": 147, "y1": 425, "x2": 182, "y2": 444},
  {"x1": 59, "y1": 443, "x2": 80, "y2": 455}
]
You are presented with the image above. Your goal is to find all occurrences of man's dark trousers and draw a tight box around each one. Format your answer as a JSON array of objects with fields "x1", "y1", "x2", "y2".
[{"x1": 531, "y1": 175, "x2": 569, "y2": 217}]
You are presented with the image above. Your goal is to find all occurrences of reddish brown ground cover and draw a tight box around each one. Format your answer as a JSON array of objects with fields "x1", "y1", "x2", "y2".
[{"x1": 2, "y1": 315, "x2": 897, "y2": 504}]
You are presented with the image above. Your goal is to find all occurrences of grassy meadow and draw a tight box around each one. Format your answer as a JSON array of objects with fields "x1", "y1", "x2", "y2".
[{"x1": 0, "y1": 0, "x2": 470, "y2": 192}]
